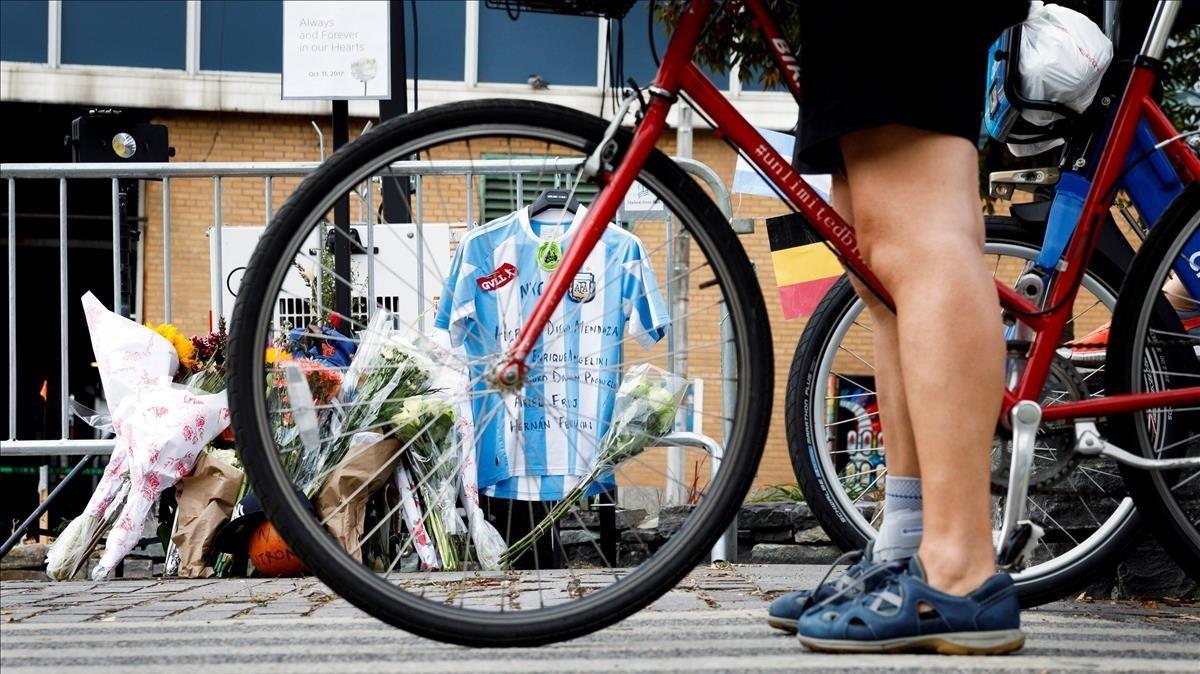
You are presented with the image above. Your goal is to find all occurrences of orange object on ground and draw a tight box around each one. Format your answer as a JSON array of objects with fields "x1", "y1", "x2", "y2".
[
  {"x1": 248, "y1": 520, "x2": 306, "y2": 576},
  {"x1": 1063, "y1": 322, "x2": 1112, "y2": 352}
]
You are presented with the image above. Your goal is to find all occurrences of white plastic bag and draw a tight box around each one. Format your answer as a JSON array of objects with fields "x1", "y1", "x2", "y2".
[
  {"x1": 46, "y1": 480, "x2": 131, "y2": 580},
  {"x1": 394, "y1": 464, "x2": 442, "y2": 570},
  {"x1": 427, "y1": 331, "x2": 507, "y2": 570},
  {"x1": 1010, "y1": 1, "x2": 1113, "y2": 156}
]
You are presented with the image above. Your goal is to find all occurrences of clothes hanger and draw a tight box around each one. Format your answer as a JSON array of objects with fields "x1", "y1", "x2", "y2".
[{"x1": 528, "y1": 188, "x2": 580, "y2": 220}]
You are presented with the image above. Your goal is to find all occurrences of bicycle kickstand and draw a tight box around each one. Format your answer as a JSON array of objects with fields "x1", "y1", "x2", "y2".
[{"x1": 996, "y1": 400, "x2": 1046, "y2": 571}]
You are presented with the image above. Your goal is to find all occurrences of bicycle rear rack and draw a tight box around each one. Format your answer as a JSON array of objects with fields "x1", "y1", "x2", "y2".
[
  {"x1": 1075, "y1": 421, "x2": 1200, "y2": 470},
  {"x1": 996, "y1": 402, "x2": 1200, "y2": 571}
]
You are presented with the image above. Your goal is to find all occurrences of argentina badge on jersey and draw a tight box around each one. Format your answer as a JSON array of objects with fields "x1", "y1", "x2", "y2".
[{"x1": 568, "y1": 271, "x2": 596, "y2": 303}]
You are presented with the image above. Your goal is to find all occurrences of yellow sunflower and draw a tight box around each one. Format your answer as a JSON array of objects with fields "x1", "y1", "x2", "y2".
[
  {"x1": 265, "y1": 346, "x2": 293, "y2": 364},
  {"x1": 147, "y1": 322, "x2": 198, "y2": 370}
]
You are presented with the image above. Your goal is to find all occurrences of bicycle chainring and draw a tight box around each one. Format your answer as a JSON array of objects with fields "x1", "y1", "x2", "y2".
[{"x1": 991, "y1": 354, "x2": 1090, "y2": 491}]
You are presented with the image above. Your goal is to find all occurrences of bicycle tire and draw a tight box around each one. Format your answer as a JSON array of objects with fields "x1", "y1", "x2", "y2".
[
  {"x1": 1108, "y1": 184, "x2": 1200, "y2": 582},
  {"x1": 228, "y1": 99, "x2": 774, "y2": 646},
  {"x1": 784, "y1": 216, "x2": 1143, "y2": 607}
]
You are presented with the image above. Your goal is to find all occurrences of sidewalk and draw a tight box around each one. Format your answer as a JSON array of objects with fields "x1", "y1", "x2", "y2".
[{"x1": 3, "y1": 564, "x2": 1198, "y2": 672}]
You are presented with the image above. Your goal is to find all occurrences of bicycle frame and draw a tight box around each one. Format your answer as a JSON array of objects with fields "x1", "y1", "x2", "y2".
[{"x1": 506, "y1": 0, "x2": 1200, "y2": 425}]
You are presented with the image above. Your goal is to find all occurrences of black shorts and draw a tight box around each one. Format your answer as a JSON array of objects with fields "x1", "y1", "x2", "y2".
[{"x1": 792, "y1": 3, "x2": 1028, "y2": 174}]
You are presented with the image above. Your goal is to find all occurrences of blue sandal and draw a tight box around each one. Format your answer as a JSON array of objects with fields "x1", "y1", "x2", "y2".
[
  {"x1": 767, "y1": 542, "x2": 899, "y2": 633},
  {"x1": 797, "y1": 556, "x2": 1024, "y2": 655}
]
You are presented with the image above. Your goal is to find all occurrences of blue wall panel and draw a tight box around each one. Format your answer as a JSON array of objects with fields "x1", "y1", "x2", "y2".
[
  {"x1": 478, "y1": 8, "x2": 597, "y2": 86},
  {"x1": 0, "y1": 1, "x2": 48, "y2": 63},
  {"x1": 200, "y1": 0, "x2": 282, "y2": 73},
  {"x1": 62, "y1": 0, "x2": 186, "y2": 69}
]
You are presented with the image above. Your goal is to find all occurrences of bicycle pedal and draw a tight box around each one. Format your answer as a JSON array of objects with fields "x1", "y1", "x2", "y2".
[{"x1": 997, "y1": 520, "x2": 1045, "y2": 571}]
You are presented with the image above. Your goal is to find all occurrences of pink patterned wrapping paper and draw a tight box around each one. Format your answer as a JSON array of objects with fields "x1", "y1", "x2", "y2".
[
  {"x1": 427, "y1": 331, "x2": 506, "y2": 570},
  {"x1": 395, "y1": 464, "x2": 440, "y2": 570},
  {"x1": 78, "y1": 293, "x2": 230, "y2": 579}
]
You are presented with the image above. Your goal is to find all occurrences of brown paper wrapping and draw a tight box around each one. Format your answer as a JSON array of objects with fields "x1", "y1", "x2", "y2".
[
  {"x1": 316, "y1": 439, "x2": 403, "y2": 561},
  {"x1": 171, "y1": 453, "x2": 243, "y2": 578}
]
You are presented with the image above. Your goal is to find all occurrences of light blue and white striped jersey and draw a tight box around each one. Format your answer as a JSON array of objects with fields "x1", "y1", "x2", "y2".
[
  {"x1": 435, "y1": 205, "x2": 669, "y2": 500},
  {"x1": 484, "y1": 474, "x2": 592, "y2": 501}
]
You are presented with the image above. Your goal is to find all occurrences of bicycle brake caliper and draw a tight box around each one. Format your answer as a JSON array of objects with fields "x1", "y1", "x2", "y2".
[
  {"x1": 583, "y1": 88, "x2": 642, "y2": 181},
  {"x1": 997, "y1": 400, "x2": 1046, "y2": 571}
]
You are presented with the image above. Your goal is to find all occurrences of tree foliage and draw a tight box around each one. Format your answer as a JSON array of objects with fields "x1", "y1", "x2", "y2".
[
  {"x1": 652, "y1": 0, "x2": 802, "y2": 88},
  {"x1": 1163, "y1": 25, "x2": 1199, "y2": 132}
]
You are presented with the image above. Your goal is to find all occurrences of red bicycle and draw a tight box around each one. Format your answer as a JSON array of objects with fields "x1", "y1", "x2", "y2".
[{"x1": 229, "y1": 0, "x2": 1200, "y2": 646}]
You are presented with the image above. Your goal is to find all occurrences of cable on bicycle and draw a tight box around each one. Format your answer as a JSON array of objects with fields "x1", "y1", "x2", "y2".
[{"x1": 648, "y1": 4, "x2": 659, "y2": 67}]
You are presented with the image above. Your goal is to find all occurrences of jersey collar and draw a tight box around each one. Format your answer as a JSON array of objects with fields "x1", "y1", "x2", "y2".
[{"x1": 518, "y1": 204, "x2": 588, "y2": 244}]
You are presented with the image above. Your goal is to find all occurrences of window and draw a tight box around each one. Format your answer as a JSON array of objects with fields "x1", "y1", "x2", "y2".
[
  {"x1": 0, "y1": 1, "x2": 47, "y2": 63},
  {"x1": 407, "y1": 1, "x2": 465, "y2": 81},
  {"x1": 61, "y1": 0, "x2": 186, "y2": 69},
  {"x1": 479, "y1": 154, "x2": 598, "y2": 223},
  {"x1": 742, "y1": 68, "x2": 788, "y2": 93},
  {"x1": 200, "y1": 0, "x2": 282, "y2": 73},
  {"x1": 618, "y1": 1, "x2": 728, "y2": 90},
  {"x1": 478, "y1": 8, "x2": 597, "y2": 87}
]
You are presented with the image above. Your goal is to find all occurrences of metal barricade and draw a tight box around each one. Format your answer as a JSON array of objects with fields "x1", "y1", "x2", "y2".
[{"x1": 1, "y1": 155, "x2": 742, "y2": 561}]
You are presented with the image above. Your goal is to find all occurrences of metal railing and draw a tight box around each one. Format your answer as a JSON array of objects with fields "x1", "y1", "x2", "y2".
[
  {"x1": 2, "y1": 158, "x2": 577, "y2": 456},
  {"x1": 1, "y1": 154, "x2": 743, "y2": 561}
]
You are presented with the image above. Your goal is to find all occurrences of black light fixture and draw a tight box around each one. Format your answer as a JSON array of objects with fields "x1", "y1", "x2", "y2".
[
  {"x1": 68, "y1": 109, "x2": 173, "y2": 163},
  {"x1": 65, "y1": 110, "x2": 174, "y2": 318}
]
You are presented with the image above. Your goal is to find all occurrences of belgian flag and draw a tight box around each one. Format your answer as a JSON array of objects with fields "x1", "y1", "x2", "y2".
[{"x1": 767, "y1": 212, "x2": 844, "y2": 320}]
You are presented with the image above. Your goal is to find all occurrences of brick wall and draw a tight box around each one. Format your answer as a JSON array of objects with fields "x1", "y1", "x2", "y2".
[{"x1": 138, "y1": 111, "x2": 1115, "y2": 493}]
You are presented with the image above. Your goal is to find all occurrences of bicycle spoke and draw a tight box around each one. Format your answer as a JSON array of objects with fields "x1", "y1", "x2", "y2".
[
  {"x1": 805, "y1": 238, "x2": 1134, "y2": 589},
  {"x1": 824, "y1": 410, "x2": 880, "y2": 429},
  {"x1": 232, "y1": 113, "x2": 767, "y2": 635}
]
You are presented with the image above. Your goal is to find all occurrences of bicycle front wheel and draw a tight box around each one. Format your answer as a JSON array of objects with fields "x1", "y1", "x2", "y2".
[
  {"x1": 228, "y1": 99, "x2": 773, "y2": 646},
  {"x1": 1109, "y1": 185, "x2": 1200, "y2": 580}
]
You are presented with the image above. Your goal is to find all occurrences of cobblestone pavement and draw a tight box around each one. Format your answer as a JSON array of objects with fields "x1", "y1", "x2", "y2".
[{"x1": 3, "y1": 565, "x2": 1198, "y2": 672}]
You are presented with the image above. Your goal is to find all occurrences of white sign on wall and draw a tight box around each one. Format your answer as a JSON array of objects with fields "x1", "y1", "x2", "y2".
[
  {"x1": 623, "y1": 180, "x2": 664, "y2": 212},
  {"x1": 282, "y1": 1, "x2": 391, "y2": 100},
  {"x1": 619, "y1": 180, "x2": 667, "y2": 223},
  {"x1": 212, "y1": 224, "x2": 452, "y2": 330}
]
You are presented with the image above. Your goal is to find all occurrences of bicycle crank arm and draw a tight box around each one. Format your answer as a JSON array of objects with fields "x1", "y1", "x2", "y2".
[
  {"x1": 997, "y1": 401, "x2": 1041, "y2": 560},
  {"x1": 1075, "y1": 421, "x2": 1200, "y2": 470}
]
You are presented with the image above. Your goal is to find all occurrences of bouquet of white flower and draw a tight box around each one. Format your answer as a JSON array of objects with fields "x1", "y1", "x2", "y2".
[
  {"x1": 289, "y1": 312, "x2": 433, "y2": 495},
  {"x1": 601, "y1": 367, "x2": 685, "y2": 464},
  {"x1": 499, "y1": 364, "x2": 686, "y2": 567},
  {"x1": 392, "y1": 396, "x2": 467, "y2": 570}
]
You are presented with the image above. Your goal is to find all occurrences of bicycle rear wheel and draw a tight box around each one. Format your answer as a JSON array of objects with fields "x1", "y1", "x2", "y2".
[
  {"x1": 227, "y1": 99, "x2": 773, "y2": 646},
  {"x1": 1109, "y1": 185, "x2": 1200, "y2": 580},
  {"x1": 785, "y1": 216, "x2": 1142, "y2": 606}
]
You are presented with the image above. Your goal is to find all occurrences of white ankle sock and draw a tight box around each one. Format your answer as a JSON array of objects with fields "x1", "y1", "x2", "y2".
[{"x1": 876, "y1": 475, "x2": 923, "y2": 562}]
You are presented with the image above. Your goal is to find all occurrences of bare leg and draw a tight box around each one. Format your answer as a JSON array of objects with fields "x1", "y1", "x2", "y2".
[
  {"x1": 1163, "y1": 274, "x2": 1199, "y2": 313},
  {"x1": 831, "y1": 174, "x2": 920, "y2": 479},
  {"x1": 840, "y1": 125, "x2": 1003, "y2": 595}
]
